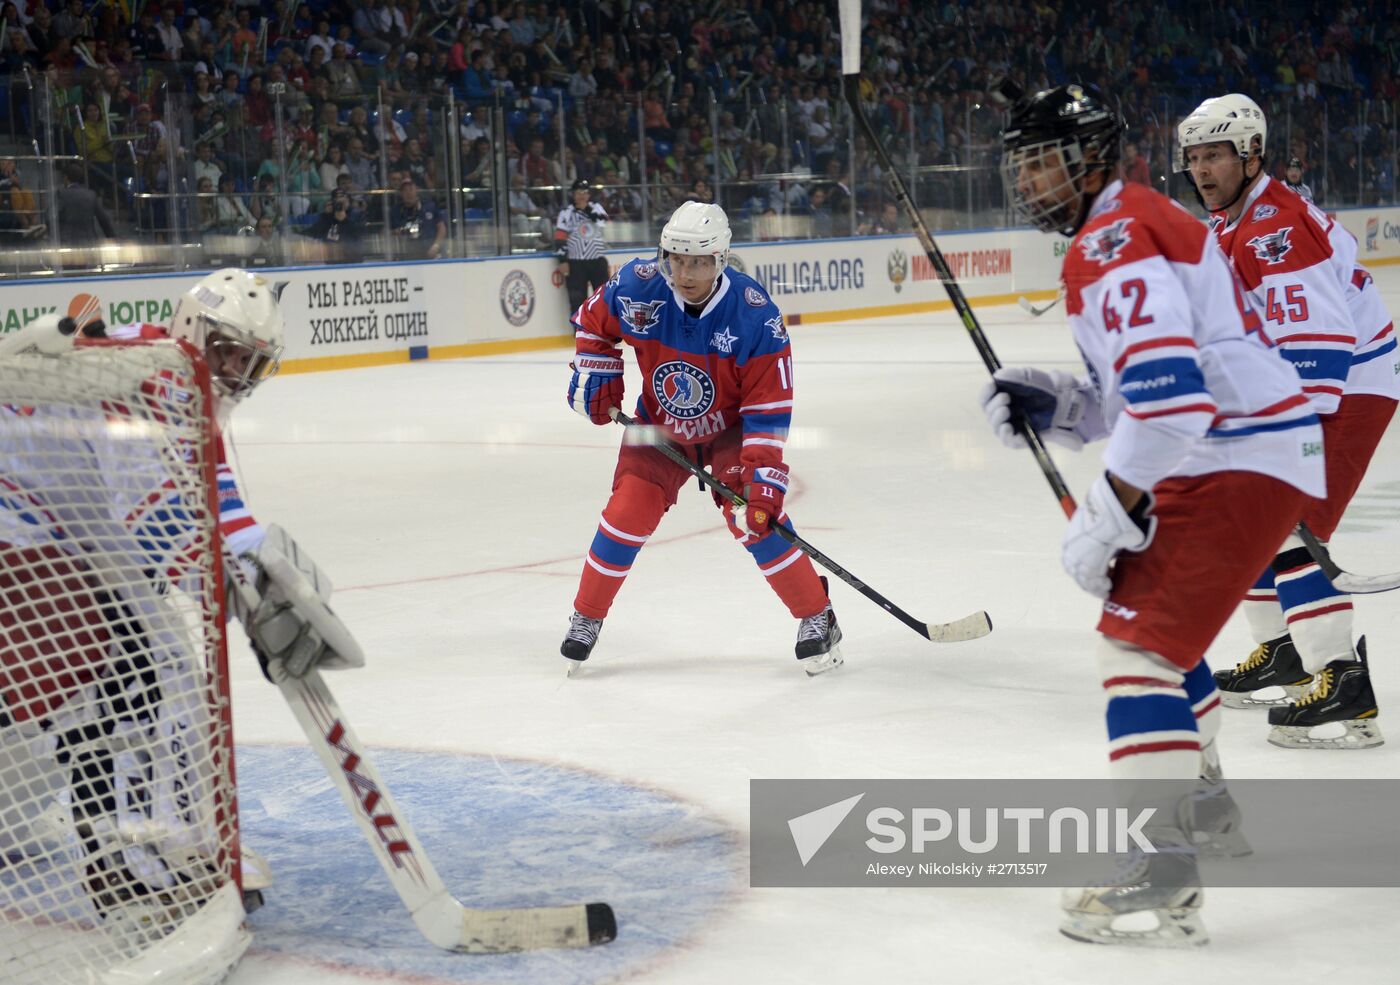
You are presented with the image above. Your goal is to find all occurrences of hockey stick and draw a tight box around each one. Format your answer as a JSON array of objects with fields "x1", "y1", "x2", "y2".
[
  {"x1": 221, "y1": 546, "x2": 618, "y2": 953},
  {"x1": 608, "y1": 408, "x2": 992, "y2": 643},
  {"x1": 1295, "y1": 522, "x2": 1400, "y2": 595},
  {"x1": 837, "y1": 0, "x2": 1075, "y2": 519},
  {"x1": 1018, "y1": 290, "x2": 1063, "y2": 318}
]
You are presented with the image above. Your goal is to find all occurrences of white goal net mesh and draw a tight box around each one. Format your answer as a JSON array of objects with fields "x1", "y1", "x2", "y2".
[{"x1": 0, "y1": 339, "x2": 246, "y2": 985}]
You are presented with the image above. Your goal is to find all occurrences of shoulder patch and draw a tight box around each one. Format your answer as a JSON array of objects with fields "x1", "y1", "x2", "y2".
[
  {"x1": 1252, "y1": 204, "x2": 1278, "y2": 221},
  {"x1": 765, "y1": 314, "x2": 789, "y2": 342},
  {"x1": 634, "y1": 261, "x2": 658, "y2": 280},
  {"x1": 744, "y1": 285, "x2": 768, "y2": 307},
  {"x1": 1246, "y1": 226, "x2": 1293, "y2": 265},
  {"x1": 1079, "y1": 217, "x2": 1134, "y2": 265}
]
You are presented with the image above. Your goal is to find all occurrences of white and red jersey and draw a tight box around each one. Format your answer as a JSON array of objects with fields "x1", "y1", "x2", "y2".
[
  {"x1": 1214, "y1": 175, "x2": 1397, "y2": 405},
  {"x1": 1064, "y1": 180, "x2": 1325, "y2": 498},
  {"x1": 104, "y1": 321, "x2": 265, "y2": 557}
]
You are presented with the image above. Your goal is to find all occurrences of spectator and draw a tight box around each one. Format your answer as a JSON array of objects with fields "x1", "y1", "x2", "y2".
[
  {"x1": 858, "y1": 201, "x2": 902, "y2": 236},
  {"x1": 319, "y1": 144, "x2": 349, "y2": 195},
  {"x1": 390, "y1": 178, "x2": 446, "y2": 259},
  {"x1": 195, "y1": 175, "x2": 219, "y2": 232},
  {"x1": 402, "y1": 137, "x2": 435, "y2": 190},
  {"x1": 1122, "y1": 140, "x2": 1151, "y2": 186},
  {"x1": 56, "y1": 161, "x2": 116, "y2": 246},
  {"x1": 303, "y1": 187, "x2": 366, "y2": 260},
  {"x1": 355, "y1": 0, "x2": 396, "y2": 55},
  {"x1": 325, "y1": 41, "x2": 360, "y2": 100},
  {"x1": 507, "y1": 172, "x2": 542, "y2": 242},
  {"x1": 250, "y1": 173, "x2": 282, "y2": 226},
  {"x1": 155, "y1": 6, "x2": 183, "y2": 62},
  {"x1": 215, "y1": 173, "x2": 255, "y2": 233},
  {"x1": 73, "y1": 103, "x2": 115, "y2": 181},
  {"x1": 346, "y1": 137, "x2": 379, "y2": 193},
  {"x1": 249, "y1": 213, "x2": 284, "y2": 265},
  {"x1": 52, "y1": 0, "x2": 91, "y2": 42},
  {"x1": 0, "y1": 159, "x2": 40, "y2": 232},
  {"x1": 188, "y1": 139, "x2": 220, "y2": 186}
]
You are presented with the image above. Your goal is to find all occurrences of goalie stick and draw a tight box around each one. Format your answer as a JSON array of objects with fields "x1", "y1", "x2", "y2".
[
  {"x1": 220, "y1": 544, "x2": 618, "y2": 953},
  {"x1": 838, "y1": 0, "x2": 1075, "y2": 519},
  {"x1": 609, "y1": 408, "x2": 993, "y2": 644}
]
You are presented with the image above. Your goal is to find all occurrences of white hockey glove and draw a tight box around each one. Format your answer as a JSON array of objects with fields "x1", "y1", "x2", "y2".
[
  {"x1": 241, "y1": 525, "x2": 365, "y2": 682},
  {"x1": 1061, "y1": 473, "x2": 1157, "y2": 599},
  {"x1": 979, "y1": 367, "x2": 1106, "y2": 451}
]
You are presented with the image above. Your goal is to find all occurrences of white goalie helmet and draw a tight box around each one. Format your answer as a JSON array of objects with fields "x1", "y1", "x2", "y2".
[
  {"x1": 658, "y1": 201, "x2": 732, "y2": 288},
  {"x1": 171, "y1": 268, "x2": 286, "y2": 406},
  {"x1": 1174, "y1": 93, "x2": 1267, "y2": 172}
]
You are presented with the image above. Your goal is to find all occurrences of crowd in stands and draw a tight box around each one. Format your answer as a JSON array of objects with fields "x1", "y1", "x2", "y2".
[{"x1": 0, "y1": 0, "x2": 1394, "y2": 263}]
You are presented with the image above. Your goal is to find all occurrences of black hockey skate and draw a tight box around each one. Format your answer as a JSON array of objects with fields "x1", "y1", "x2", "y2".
[
  {"x1": 561, "y1": 611, "x2": 604, "y2": 676},
  {"x1": 1213, "y1": 635, "x2": 1312, "y2": 708},
  {"x1": 796, "y1": 577, "x2": 842, "y2": 676},
  {"x1": 1267, "y1": 637, "x2": 1383, "y2": 749}
]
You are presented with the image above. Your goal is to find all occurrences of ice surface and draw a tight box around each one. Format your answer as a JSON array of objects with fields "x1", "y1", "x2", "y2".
[{"x1": 221, "y1": 270, "x2": 1400, "y2": 985}]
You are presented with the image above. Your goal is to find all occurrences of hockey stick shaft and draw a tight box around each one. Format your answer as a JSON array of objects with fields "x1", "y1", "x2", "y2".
[
  {"x1": 1295, "y1": 521, "x2": 1400, "y2": 594},
  {"x1": 836, "y1": 4, "x2": 1073, "y2": 518},
  {"x1": 609, "y1": 409, "x2": 992, "y2": 643},
  {"x1": 221, "y1": 547, "x2": 617, "y2": 952}
]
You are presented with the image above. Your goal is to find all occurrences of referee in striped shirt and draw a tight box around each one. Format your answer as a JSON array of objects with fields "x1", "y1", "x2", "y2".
[{"x1": 555, "y1": 178, "x2": 610, "y2": 314}]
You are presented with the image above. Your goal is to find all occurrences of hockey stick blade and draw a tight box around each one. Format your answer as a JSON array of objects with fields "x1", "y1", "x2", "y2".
[
  {"x1": 1296, "y1": 523, "x2": 1400, "y2": 594},
  {"x1": 922, "y1": 610, "x2": 994, "y2": 643},
  {"x1": 221, "y1": 545, "x2": 619, "y2": 952},
  {"x1": 608, "y1": 408, "x2": 993, "y2": 643}
]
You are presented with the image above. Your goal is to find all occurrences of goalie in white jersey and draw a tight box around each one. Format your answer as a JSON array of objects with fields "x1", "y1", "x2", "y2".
[
  {"x1": 0, "y1": 271, "x2": 361, "y2": 941},
  {"x1": 984, "y1": 82, "x2": 1325, "y2": 948}
]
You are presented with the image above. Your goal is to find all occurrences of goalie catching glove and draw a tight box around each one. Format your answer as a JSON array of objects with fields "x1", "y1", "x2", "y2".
[
  {"x1": 232, "y1": 525, "x2": 365, "y2": 682},
  {"x1": 979, "y1": 366, "x2": 1106, "y2": 451}
]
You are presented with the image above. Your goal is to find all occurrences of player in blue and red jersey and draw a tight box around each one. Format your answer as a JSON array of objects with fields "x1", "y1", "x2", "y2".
[{"x1": 560, "y1": 202, "x2": 840, "y2": 675}]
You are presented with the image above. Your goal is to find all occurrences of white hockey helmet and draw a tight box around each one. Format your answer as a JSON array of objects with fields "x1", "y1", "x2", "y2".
[
  {"x1": 170, "y1": 268, "x2": 285, "y2": 405},
  {"x1": 1174, "y1": 93, "x2": 1267, "y2": 172},
  {"x1": 658, "y1": 201, "x2": 732, "y2": 289}
]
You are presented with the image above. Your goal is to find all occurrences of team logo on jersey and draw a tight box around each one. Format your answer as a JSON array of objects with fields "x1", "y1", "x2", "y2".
[
  {"x1": 1252, "y1": 204, "x2": 1278, "y2": 221},
  {"x1": 766, "y1": 314, "x2": 789, "y2": 342},
  {"x1": 1079, "y1": 218, "x2": 1133, "y2": 265},
  {"x1": 617, "y1": 296, "x2": 666, "y2": 334},
  {"x1": 711, "y1": 327, "x2": 738, "y2": 354},
  {"x1": 1247, "y1": 226, "x2": 1293, "y2": 264},
  {"x1": 498, "y1": 270, "x2": 535, "y2": 327},
  {"x1": 744, "y1": 285, "x2": 767, "y2": 307},
  {"x1": 634, "y1": 262, "x2": 659, "y2": 280},
  {"x1": 1207, "y1": 214, "x2": 1226, "y2": 234},
  {"x1": 652, "y1": 361, "x2": 716, "y2": 420}
]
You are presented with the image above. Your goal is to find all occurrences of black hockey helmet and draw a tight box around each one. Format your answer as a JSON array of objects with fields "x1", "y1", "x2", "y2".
[
  {"x1": 571, "y1": 178, "x2": 593, "y2": 192},
  {"x1": 996, "y1": 80, "x2": 1124, "y2": 236}
]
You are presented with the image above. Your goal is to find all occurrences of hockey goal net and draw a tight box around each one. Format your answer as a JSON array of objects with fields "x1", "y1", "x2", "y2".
[{"x1": 0, "y1": 338, "x2": 247, "y2": 985}]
